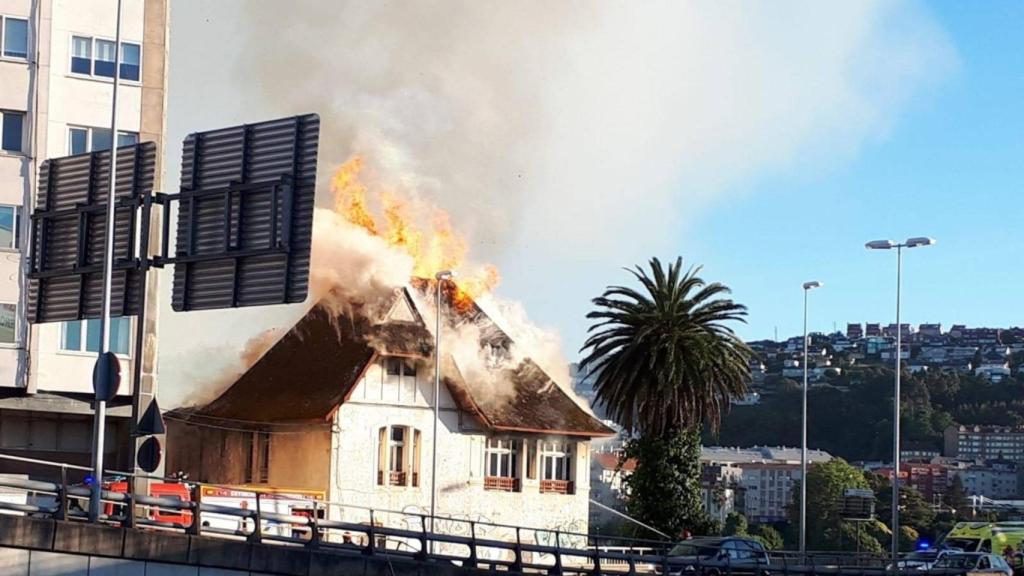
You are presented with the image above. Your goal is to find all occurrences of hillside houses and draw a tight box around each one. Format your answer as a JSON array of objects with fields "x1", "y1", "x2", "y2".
[{"x1": 747, "y1": 323, "x2": 1023, "y2": 388}]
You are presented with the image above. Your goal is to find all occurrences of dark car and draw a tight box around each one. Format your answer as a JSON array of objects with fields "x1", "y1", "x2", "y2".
[{"x1": 664, "y1": 537, "x2": 771, "y2": 576}]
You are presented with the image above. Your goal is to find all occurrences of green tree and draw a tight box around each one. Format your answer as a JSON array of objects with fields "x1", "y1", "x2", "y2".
[
  {"x1": 872, "y1": 480, "x2": 936, "y2": 538},
  {"x1": 723, "y1": 512, "x2": 748, "y2": 536},
  {"x1": 582, "y1": 257, "x2": 752, "y2": 537},
  {"x1": 750, "y1": 525, "x2": 784, "y2": 550},
  {"x1": 787, "y1": 459, "x2": 880, "y2": 551}
]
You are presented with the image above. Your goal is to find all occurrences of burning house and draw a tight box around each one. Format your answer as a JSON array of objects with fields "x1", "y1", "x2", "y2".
[{"x1": 166, "y1": 281, "x2": 613, "y2": 536}]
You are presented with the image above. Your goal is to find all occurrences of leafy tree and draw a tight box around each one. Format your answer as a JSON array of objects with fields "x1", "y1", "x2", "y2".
[
  {"x1": 872, "y1": 480, "x2": 936, "y2": 536},
  {"x1": 723, "y1": 512, "x2": 748, "y2": 536},
  {"x1": 750, "y1": 525, "x2": 784, "y2": 550},
  {"x1": 621, "y1": 431, "x2": 715, "y2": 537},
  {"x1": 787, "y1": 459, "x2": 873, "y2": 551},
  {"x1": 582, "y1": 257, "x2": 752, "y2": 537}
]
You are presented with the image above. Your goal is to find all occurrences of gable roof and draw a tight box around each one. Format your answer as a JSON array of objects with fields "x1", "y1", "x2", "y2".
[{"x1": 189, "y1": 285, "x2": 613, "y2": 438}]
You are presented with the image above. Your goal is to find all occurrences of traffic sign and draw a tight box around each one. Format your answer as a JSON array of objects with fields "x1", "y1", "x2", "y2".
[
  {"x1": 92, "y1": 351, "x2": 122, "y2": 401},
  {"x1": 137, "y1": 436, "x2": 162, "y2": 473}
]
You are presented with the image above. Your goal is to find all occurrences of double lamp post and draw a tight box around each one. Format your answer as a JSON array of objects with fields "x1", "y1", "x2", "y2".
[{"x1": 798, "y1": 237, "x2": 934, "y2": 567}]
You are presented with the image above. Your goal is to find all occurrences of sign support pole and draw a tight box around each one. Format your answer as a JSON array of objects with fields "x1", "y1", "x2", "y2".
[{"x1": 89, "y1": 0, "x2": 124, "y2": 523}]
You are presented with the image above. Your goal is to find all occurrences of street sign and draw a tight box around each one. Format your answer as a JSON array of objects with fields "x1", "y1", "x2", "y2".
[
  {"x1": 168, "y1": 114, "x2": 321, "y2": 311},
  {"x1": 136, "y1": 398, "x2": 166, "y2": 436},
  {"x1": 137, "y1": 436, "x2": 162, "y2": 473},
  {"x1": 92, "y1": 351, "x2": 122, "y2": 401},
  {"x1": 26, "y1": 143, "x2": 157, "y2": 323},
  {"x1": 842, "y1": 488, "x2": 876, "y2": 519}
]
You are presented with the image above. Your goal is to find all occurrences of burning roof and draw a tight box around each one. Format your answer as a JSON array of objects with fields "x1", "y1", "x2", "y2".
[{"x1": 187, "y1": 284, "x2": 613, "y2": 438}]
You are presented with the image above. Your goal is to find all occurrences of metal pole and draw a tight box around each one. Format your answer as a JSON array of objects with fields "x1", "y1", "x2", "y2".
[
  {"x1": 891, "y1": 245, "x2": 903, "y2": 568},
  {"x1": 800, "y1": 287, "x2": 809, "y2": 556},
  {"x1": 89, "y1": 0, "x2": 123, "y2": 523},
  {"x1": 430, "y1": 277, "x2": 442, "y2": 546}
]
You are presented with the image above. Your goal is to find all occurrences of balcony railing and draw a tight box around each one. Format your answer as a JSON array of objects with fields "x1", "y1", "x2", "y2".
[
  {"x1": 539, "y1": 479, "x2": 574, "y2": 495},
  {"x1": 483, "y1": 476, "x2": 519, "y2": 492},
  {"x1": 377, "y1": 471, "x2": 409, "y2": 486}
]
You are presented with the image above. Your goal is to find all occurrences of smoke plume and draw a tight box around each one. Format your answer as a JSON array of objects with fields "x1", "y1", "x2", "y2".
[{"x1": 160, "y1": 0, "x2": 955, "y2": 407}]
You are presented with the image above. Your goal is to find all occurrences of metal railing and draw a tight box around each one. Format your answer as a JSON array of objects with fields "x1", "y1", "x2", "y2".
[{"x1": 0, "y1": 452, "x2": 980, "y2": 576}]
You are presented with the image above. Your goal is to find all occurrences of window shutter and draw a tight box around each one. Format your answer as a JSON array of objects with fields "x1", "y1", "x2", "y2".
[
  {"x1": 377, "y1": 427, "x2": 386, "y2": 485},
  {"x1": 526, "y1": 439, "x2": 536, "y2": 480},
  {"x1": 413, "y1": 429, "x2": 422, "y2": 487},
  {"x1": 469, "y1": 436, "x2": 482, "y2": 478}
]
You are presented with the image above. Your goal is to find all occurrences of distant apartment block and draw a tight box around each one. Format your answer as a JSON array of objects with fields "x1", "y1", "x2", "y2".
[
  {"x1": 846, "y1": 323, "x2": 863, "y2": 340},
  {"x1": 700, "y1": 446, "x2": 832, "y2": 523},
  {"x1": 945, "y1": 425, "x2": 1024, "y2": 462}
]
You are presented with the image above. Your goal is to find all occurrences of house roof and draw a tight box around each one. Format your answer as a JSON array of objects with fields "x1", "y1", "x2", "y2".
[
  {"x1": 189, "y1": 285, "x2": 613, "y2": 438},
  {"x1": 593, "y1": 452, "x2": 636, "y2": 472}
]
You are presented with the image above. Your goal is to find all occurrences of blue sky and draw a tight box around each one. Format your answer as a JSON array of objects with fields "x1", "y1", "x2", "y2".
[{"x1": 670, "y1": 2, "x2": 1024, "y2": 343}]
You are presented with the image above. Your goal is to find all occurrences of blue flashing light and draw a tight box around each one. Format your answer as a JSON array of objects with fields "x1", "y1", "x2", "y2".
[
  {"x1": 84, "y1": 475, "x2": 95, "y2": 486},
  {"x1": 917, "y1": 539, "x2": 932, "y2": 551}
]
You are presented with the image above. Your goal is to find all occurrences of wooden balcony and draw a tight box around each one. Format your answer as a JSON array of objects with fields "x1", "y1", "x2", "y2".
[
  {"x1": 483, "y1": 476, "x2": 520, "y2": 492},
  {"x1": 539, "y1": 479, "x2": 574, "y2": 495}
]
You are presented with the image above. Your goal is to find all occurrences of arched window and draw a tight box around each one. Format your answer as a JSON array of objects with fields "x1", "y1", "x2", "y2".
[{"x1": 377, "y1": 425, "x2": 421, "y2": 487}]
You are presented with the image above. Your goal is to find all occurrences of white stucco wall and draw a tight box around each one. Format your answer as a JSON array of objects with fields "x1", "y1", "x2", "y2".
[{"x1": 327, "y1": 356, "x2": 593, "y2": 551}]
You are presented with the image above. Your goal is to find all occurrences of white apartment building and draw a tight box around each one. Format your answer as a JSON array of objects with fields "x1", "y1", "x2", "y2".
[
  {"x1": 701, "y1": 446, "x2": 832, "y2": 523},
  {"x1": 166, "y1": 286, "x2": 613, "y2": 552},
  {"x1": 0, "y1": 0, "x2": 167, "y2": 474}
]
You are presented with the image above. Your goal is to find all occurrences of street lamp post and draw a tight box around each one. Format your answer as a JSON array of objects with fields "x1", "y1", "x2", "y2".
[
  {"x1": 430, "y1": 269, "x2": 454, "y2": 545},
  {"x1": 866, "y1": 237, "x2": 935, "y2": 570},
  {"x1": 800, "y1": 280, "x2": 822, "y2": 557}
]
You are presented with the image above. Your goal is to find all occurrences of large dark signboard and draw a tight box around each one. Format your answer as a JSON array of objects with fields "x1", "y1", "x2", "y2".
[
  {"x1": 26, "y1": 143, "x2": 156, "y2": 323},
  {"x1": 169, "y1": 114, "x2": 320, "y2": 311}
]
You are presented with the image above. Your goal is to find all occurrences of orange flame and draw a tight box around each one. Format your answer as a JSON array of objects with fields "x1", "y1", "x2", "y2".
[{"x1": 329, "y1": 156, "x2": 501, "y2": 311}]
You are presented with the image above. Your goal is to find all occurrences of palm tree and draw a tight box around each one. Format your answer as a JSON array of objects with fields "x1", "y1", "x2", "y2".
[
  {"x1": 580, "y1": 257, "x2": 752, "y2": 438},
  {"x1": 581, "y1": 257, "x2": 753, "y2": 537}
]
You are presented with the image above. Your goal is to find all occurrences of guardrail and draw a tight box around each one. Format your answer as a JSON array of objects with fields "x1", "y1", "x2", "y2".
[{"x1": 0, "y1": 452, "x2": 979, "y2": 576}]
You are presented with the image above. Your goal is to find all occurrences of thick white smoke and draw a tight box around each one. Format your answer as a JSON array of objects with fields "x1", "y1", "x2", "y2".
[{"x1": 159, "y1": 0, "x2": 955, "y2": 406}]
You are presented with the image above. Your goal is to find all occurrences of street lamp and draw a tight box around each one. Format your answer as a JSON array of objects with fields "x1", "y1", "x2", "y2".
[
  {"x1": 866, "y1": 237, "x2": 935, "y2": 569},
  {"x1": 800, "y1": 280, "x2": 822, "y2": 557},
  {"x1": 430, "y1": 269, "x2": 455, "y2": 543}
]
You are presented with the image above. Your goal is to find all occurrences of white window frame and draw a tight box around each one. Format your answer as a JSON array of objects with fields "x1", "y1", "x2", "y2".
[
  {"x1": 539, "y1": 440, "x2": 573, "y2": 482},
  {"x1": 376, "y1": 424, "x2": 421, "y2": 488},
  {"x1": 59, "y1": 317, "x2": 132, "y2": 358},
  {"x1": 485, "y1": 437, "x2": 519, "y2": 478},
  {"x1": 68, "y1": 125, "x2": 139, "y2": 155},
  {"x1": 0, "y1": 205, "x2": 19, "y2": 250},
  {"x1": 1, "y1": 109, "x2": 26, "y2": 154},
  {"x1": 1, "y1": 15, "x2": 30, "y2": 62},
  {"x1": 67, "y1": 34, "x2": 142, "y2": 83},
  {"x1": 0, "y1": 302, "x2": 17, "y2": 347}
]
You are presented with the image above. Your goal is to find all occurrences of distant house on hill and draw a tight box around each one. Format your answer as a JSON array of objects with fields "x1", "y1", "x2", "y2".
[{"x1": 166, "y1": 283, "x2": 613, "y2": 542}]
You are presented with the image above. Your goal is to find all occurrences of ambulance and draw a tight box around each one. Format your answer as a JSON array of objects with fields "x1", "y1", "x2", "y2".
[{"x1": 940, "y1": 522, "x2": 1024, "y2": 554}]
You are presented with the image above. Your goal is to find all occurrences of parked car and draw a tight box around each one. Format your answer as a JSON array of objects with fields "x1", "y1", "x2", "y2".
[
  {"x1": 663, "y1": 537, "x2": 771, "y2": 576},
  {"x1": 931, "y1": 553, "x2": 1013, "y2": 576}
]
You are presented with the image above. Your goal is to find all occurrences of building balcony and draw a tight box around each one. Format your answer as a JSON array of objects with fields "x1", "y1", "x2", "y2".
[
  {"x1": 377, "y1": 470, "x2": 410, "y2": 487},
  {"x1": 540, "y1": 479, "x2": 574, "y2": 495},
  {"x1": 484, "y1": 476, "x2": 520, "y2": 492}
]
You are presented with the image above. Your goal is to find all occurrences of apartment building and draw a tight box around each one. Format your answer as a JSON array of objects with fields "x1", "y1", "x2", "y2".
[
  {"x1": 945, "y1": 425, "x2": 1024, "y2": 462},
  {"x1": 701, "y1": 446, "x2": 832, "y2": 523},
  {"x1": 0, "y1": 0, "x2": 167, "y2": 473}
]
